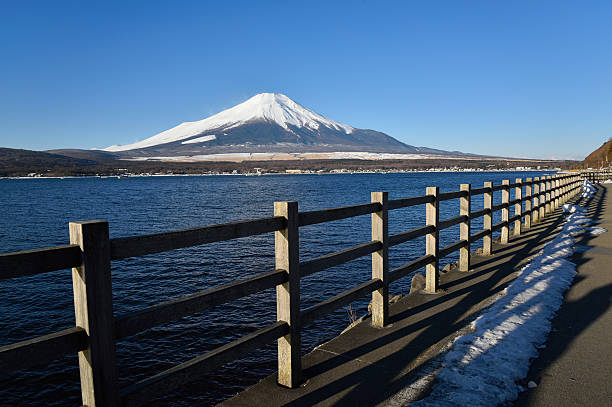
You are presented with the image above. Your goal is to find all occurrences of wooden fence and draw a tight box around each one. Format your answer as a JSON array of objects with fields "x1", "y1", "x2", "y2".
[
  {"x1": 581, "y1": 169, "x2": 612, "y2": 183},
  {"x1": 0, "y1": 172, "x2": 588, "y2": 406}
]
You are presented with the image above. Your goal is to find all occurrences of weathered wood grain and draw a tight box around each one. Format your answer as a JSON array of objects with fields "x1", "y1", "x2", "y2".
[
  {"x1": 438, "y1": 190, "x2": 468, "y2": 201},
  {"x1": 110, "y1": 216, "x2": 286, "y2": 260},
  {"x1": 425, "y1": 186, "x2": 439, "y2": 293},
  {"x1": 301, "y1": 279, "x2": 383, "y2": 327},
  {"x1": 387, "y1": 195, "x2": 434, "y2": 210},
  {"x1": 121, "y1": 321, "x2": 289, "y2": 406},
  {"x1": 389, "y1": 225, "x2": 435, "y2": 247},
  {"x1": 469, "y1": 208, "x2": 490, "y2": 220},
  {"x1": 0, "y1": 245, "x2": 81, "y2": 281},
  {"x1": 388, "y1": 254, "x2": 435, "y2": 283},
  {"x1": 300, "y1": 241, "x2": 381, "y2": 278},
  {"x1": 114, "y1": 269, "x2": 288, "y2": 340},
  {"x1": 469, "y1": 229, "x2": 489, "y2": 243},
  {"x1": 0, "y1": 327, "x2": 87, "y2": 372},
  {"x1": 439, "y1": 239, "x2": 468, "y2": 259},
  {"x1": 459, "y1": 184, "x2": 471, "y2": 271},
  {"x1": 439, "y1": 215, "x2": 468, "y2": 231},
  {"x1": 371, "y1": 192, "x2": 389, "y2": 327},
  {"x1": 298, "y1": 202, "x2": 381, "y2": 227},
  {"x1": 275, "y1": 201, "x2": 301, "y2": 388},
  {"x1": 70, "y1": 220, "x2": 120, "y2": 406}
]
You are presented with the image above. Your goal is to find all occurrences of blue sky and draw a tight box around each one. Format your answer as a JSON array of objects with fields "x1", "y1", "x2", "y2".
[{"x1": 1, "y1": 1, "x2": 611, "y2": 160}]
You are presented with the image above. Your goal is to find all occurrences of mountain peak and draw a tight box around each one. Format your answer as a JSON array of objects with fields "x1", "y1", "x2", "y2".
[{"x1": 104, "y1": 93, "x2": 353, "y2": 152}]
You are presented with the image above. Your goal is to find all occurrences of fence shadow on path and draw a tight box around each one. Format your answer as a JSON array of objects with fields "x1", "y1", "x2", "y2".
[{"x1": 226, "y1": 188, "x2": 596, "y2": 407}]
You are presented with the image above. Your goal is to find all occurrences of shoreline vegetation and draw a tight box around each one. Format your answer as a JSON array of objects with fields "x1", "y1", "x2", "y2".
[
  {"x1": 4, "y1": 167, "x2": 563, "y2": 180},
  {"x1": 0, "y1": 148, "x2": 574, "y2": 178}
]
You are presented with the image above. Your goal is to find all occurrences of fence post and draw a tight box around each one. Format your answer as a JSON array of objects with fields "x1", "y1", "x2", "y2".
[
  {"x1": 501, "y1": 180, "x2": 510, "y2": 244},
  {"x1": 552, "y1": 177, "x2": 557, "y2": 210},
  {"x1": 425, "y1": 187, "x2": 439, "y2": 293},
  {"x1": 555, "y1": 177, "x2": 561, "y2": 208},
  {"x1": 525, "y1": 178, "x2": 532, "y2": 229},
  {"x1": 69, "y1": 220, "x2": 119, "y2": 407},
  {"x1": 514, "y1": 178, "x2": 522, "y2": 236},
  {"x1": 459, "y1": 184, "x2": 471, "y2": 272},
  {"x1": 539, "y1": 177, "x2": 546, "y2": 220},
  {"x1": 274, "y1": 201, "x2": 301, "y2": 388},
  {"x1": 371, "y1": 192, "x2": 389, "y2": 327},
  {"x1": 532, "y1": 177, "x2": 540, "y2": 223},
  {"x1": 544, "y1": 175, "x2": 552, "y2": 215},
  {"x1": 560, "y1": 176, "x2": 565, "y2": 204},
  {"x1": 483, "y1": 181, "x2": 493, "y2": 255}
]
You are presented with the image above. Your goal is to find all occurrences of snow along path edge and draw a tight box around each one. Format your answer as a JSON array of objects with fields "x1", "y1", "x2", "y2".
[{"x1": 391, "y1": 181, "x2": 603, "y2": 407}]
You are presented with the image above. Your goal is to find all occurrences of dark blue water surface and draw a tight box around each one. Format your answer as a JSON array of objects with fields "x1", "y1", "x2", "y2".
[{"x1": 0, "y1": 171, "x2": 550, "y2": 406}]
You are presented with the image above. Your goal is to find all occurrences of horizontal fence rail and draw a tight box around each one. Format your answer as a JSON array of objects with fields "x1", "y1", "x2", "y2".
[
  {"x1": 0, "y1": 171, "x2": 591, "y2": 406},
  {"x1": 110, "y1": 216, "x2": 287, "y2": 260},
  {"x1": 0, "y1": 244, "x2": 81, "y2": 281}
]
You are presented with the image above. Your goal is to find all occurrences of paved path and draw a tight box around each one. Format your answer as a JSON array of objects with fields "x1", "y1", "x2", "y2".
[
  {"x1": 223, "y1": 187, "x2": 604, "y2": 407},
  {"x1": 516, "y1": 184, "x2": 612, "y2": 407}
]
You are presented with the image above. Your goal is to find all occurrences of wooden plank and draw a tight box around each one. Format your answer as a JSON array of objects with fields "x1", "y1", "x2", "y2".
[
  {"x1": 514, "y1": 178, "x2": 522, "y2": 237},
  {"x1": 388, "y1": 254, "x2": 435, "y2": 283},
  {"x1": 274, "y1": 201, "x2": 301, "y2": 388},
  {"x1": 439, "y1": 215, "x2": 468, "y2": 231},
  {"x1": 0, "y1": 245, "x2": 81, "y2": 281},
  {"x1": 298, "y1": 202, "x2": 381, "y2": 227},
  {"x1": 0, "y1": 327, "x2": 87, "y2": 372},
  {"x1": 371, "y1": 192, "x2": 389, "y2": 327},
  {"x1": 469, "y1": 229, "x2": 489, "y2": 243},
  {"x1": 492, "y1": 202, "x2": 509, "y2": 212},
  {"x1": 300, "y1": 279, "x2": 383, "y2": 327},
  {"x1": 114, "y1": 269, "x2": 288, "y2": 340},
  {"x1": 483, "y1": 181, "x2": 493, "y2": 255},
  {"x1": 509, "y1": 214, "x2": 521, "y2": 224},
  {"x1": 501, "y1": 180, "x2": 510, "y2": 243},
  {"x1": 439, "y1": 239, "x2": 468, "y2": 259},
  {"x1": 70, "y1": 220, "x2": 120, "y2": 406},
  {"x1": 425, "y1": 186, "x2": 439, "y2": 293},
  {"x1": 524, "y1": 178, "x2": 532, "y2": 229},
  {"x1": 470, "y1": 186, "x2": 492, "y2": 196},
  {"x1": 459, "y1": 184, "x2": 471, "y2": 271},
  {"x1": 110, "y1": 216, "x2": 286, "y2": 260},
  {"x1": 533, "y1": 177, "x2": 540, "y2": 223},
  {"x1": 388, "y1": 225, "x2": 435, "y2": 247},
  {"x1": 387, "y1": 195, "x2": 434, "y2": 210},
  {"x1": 492, "y1": 184, "x2": 506, "y2": 192},
  {"x1": 540, "y1": 178, "x2": 547, "y2": 219},
  {"x1": 438, "y1": 190, "x2": 468, "y2": 201},
  {"x1": 493, "y1": 220, "x2": 507, "y2": 232},
  {"x1": 300, "y1": 241, "x2": 381, "y2": 278},
  {"x1": 470, "y1": 208, "x2": 490, "y2": 220},
  {"x1": 121, "y1": 321, "x2": 289, "y2": 406}
]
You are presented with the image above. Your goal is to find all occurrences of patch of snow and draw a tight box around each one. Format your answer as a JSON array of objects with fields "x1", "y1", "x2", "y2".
[
  {"x1": 119, "y1": 151, "x2": 452, "y2": 162},
  {"x1": 604, "y1": 179, "x2": 612, "y2": 184},
  {"x1": 401, "y1": 181, "x2": 603, "y2": 407},
  {"x1": 181, "y1": 135, "x2": 217, "y2": 144},
  {"x1": 102, "y1": 93, "x2": 354, "y2": 152},
  {"x1": 586, "y1": 227, "x2": 607, "y2": 235},
  {"x1": 581, "y1": 180, "x2": 597, "y2": 198}
]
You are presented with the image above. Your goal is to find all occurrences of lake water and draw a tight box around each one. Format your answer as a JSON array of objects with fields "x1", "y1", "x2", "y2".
[{"x1": 0, "y1": 171, "x2": 550, "y2": 406}]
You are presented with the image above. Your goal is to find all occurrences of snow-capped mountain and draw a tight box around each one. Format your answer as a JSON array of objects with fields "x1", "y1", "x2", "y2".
[{"x1": 102, "y1": 93, "x2": 468, "y2": 159}]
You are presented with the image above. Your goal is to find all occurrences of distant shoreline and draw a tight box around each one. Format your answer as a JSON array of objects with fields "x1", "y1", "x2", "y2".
[{"x1": 1, "y1": 168, "x2": 561, "y2": 180}]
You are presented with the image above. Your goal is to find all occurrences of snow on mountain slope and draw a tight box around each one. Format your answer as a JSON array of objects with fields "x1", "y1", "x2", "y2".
[{"x1": 104, "y1": 93, "x2": 354, "y2": 152}]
